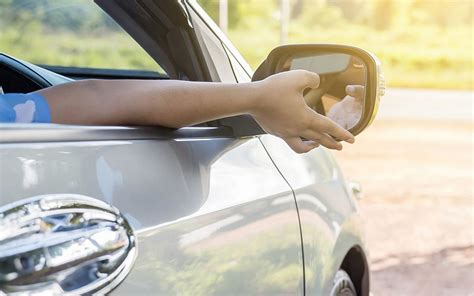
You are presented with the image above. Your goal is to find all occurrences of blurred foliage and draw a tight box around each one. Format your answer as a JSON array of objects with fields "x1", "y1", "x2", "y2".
[
  {"x1": 0, "y1": 0, "x2": 162, "y2": 71},
  {"x1": 0, "y1": 0, "x2": 472, "y2": 89},
  {"x1": 0, "y1": 0, "x2": 119, "y2": 32},
  {"x1": 202, "y1": 0, "x2": 473, "y2": 89},
  {"x1": 146, "y1": 223, "x2": 304, "y2": 295}
]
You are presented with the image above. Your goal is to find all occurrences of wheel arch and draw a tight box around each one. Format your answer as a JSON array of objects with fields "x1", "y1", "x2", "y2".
[
  {"x1": 340, "y1": 245, "x2": 370, "y2": 296},
  {"x1": 328, "y1": 212, "x2": 370, "y2": 296}
]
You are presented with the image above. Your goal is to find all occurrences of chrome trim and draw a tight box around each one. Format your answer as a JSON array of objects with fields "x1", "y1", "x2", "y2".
[
  {"x1": 0, "y1": 125, "x2": 234, "y2": 144},
  {"x1": 379, "y1": 73, "x2": 386, "y2": 97},
  {"x1": 0, "y1": 194, "x2": 137, "y2": 295}
]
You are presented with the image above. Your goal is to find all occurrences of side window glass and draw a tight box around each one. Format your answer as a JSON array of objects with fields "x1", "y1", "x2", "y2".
[
  {"x1": 223, "y1": 46, "x2": 251, "y2": 83},
  {"x1": 189, "y1": 9, "x2": 236, "y2": 83},
  {"x1": 0, "y1": 0, "x2": 166, "y2": 74}
]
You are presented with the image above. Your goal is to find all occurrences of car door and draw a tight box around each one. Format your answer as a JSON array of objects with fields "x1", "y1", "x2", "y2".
[
  {"x1": 184, "y1": 1, "x2": 369, "y2": 294},
  {"x1": 0, "y1": 126, "x2": 304, "y2": 295},
  {"x1": 0, "y1": 0, "x2": 305, "y2": 295}
]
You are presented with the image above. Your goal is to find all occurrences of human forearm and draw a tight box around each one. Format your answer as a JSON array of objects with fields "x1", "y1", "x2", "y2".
[
  {"x1": 37, "y1": 71, "x2": 356, "y2": 153},
  {"x1": 126, "y1": 79, "x2": 262, "y2": 127},
  {"x1": 38, "y1": 79, "x2": 261, "y2": 127}
]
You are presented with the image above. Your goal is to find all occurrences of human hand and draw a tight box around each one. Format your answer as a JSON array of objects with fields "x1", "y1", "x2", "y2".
[
  {"x1": 327, "y1": 85, "x2": 364, "y2": 130},
  {"x1": 250, "y1": 70, "x2": 355, "y2": 153},
  {"x1": 345, "y1": 85, "x2": 365, "y2": 102}
]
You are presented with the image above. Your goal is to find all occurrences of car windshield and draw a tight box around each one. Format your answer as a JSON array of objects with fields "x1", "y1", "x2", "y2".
[{"x1": 0, "y1": 0, "x2": 166, "y2": 74}]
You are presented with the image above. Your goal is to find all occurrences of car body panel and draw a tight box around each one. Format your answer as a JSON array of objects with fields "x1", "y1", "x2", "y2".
[
  {"x1": 260, "y1": 135, "x2": 367, "y2": 294},
  {"x1": 0, "y1": 125, "x2": 304, "y2": 294}
]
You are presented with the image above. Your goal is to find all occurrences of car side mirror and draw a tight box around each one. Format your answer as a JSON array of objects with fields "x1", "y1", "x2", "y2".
[{"x1": 252, "y1": 44, "x2": 385, "y2": 136}]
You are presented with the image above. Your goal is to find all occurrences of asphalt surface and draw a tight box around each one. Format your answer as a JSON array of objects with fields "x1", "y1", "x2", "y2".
[
  {"x1": 334, "y1": 88, "x2": 473, "y2": 296},
  {"x1": 377, "y1": 88, "x2": 473, "y2": 121}
]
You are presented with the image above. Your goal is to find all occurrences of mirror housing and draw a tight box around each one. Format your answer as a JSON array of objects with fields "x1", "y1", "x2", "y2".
[{"x1": 252, "y1": 44, "x2": 384, "y2": 136}]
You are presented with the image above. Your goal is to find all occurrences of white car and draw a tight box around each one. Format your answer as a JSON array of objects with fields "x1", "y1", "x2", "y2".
[{"x1": 0, "y1": 0, "x2": 383, "y2": 295}]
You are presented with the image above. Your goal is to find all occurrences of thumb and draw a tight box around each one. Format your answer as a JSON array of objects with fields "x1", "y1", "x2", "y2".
[
  {"x1": 294, "y1": 70, "x2": 320, "y2": 91},
  {"x1": 345, "y1": 85, "x2": 365, "y2": 100},
  {"x1": 284, "y1": 137, "x2": 318, "y2": 154}
]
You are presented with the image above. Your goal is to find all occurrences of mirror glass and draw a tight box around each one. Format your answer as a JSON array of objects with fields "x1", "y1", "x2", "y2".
[{"x1": 285, "y1": 53, "x2": 367, "y2": 130}]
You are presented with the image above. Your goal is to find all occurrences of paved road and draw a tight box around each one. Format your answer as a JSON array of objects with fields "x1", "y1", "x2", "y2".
[
  {"x1": 335, "y1": 89, "x2": 474, "y2": 295},
  {"x1": 377, "y1": 88, "x2": 473, "y2": 121}
]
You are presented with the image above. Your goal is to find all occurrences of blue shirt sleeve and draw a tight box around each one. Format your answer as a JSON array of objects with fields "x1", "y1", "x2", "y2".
[{"x1": 0, "y1": 93, "x2": 51, "y2": 123}]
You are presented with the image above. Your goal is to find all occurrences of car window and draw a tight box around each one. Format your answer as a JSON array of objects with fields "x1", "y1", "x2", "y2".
[
  {"x1": 0, "y1": 0, "x2": 166, "y2": 74},
  {"x1": 188, "y1": 7, "x2": 236, "y2": 83},
  {"x1": 224, "y1": 45, "x2": 251, "y2": 83}
]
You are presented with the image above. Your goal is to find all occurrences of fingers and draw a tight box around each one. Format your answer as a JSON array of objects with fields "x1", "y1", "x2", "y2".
[
  {"x1": 345, "y1": 85, "x2": 365, "y2": 100},
  {"x1": 317, "y1": 133, "x2": 343, "y2": 150},
  {"x1": 301, "y1": 130, "x2": 343, "y2": 150},
  {"x1": 321, "y1": 116, "x2": 355, "y2": 143},
  {"x1": 284, "y1": 137, "x2": 319, "y2": 154},
  {"x1": 310, "y1": 111, "x2": 355, "y2": 143}
]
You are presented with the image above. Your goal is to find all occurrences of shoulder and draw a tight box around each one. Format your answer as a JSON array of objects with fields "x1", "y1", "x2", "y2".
[{"x1": 0, "y1": 93, "x2": 51, "y2": 123}]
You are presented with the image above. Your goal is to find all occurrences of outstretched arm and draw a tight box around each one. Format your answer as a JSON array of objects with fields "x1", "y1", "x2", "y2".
[{"x1": 37, "y1": 70, "x2": 354, "y2": 153}]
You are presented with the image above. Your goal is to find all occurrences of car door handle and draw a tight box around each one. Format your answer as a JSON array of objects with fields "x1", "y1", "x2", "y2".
[
  {"x1": 348, "y1": 181, "x2": 363, "y2": 200},
  {"x1": 0, "y1": 194, "x2": 137, "y2": 295}
]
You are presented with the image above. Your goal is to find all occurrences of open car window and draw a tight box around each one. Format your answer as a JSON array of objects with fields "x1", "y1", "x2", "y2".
[{"x1": 0, "y1": 0, "x2": 167, "y2": 76}]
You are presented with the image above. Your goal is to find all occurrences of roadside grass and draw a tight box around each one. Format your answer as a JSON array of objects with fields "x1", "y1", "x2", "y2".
[
  {"x1": 229, "y1": 24, "x2": 473, "y2": 90},
  {"x1": 0, "y1": 28, "x2": 161, "y2": 71},
  {"x1": 1, "y1": 24, "x2": 472, "y2": 90}
]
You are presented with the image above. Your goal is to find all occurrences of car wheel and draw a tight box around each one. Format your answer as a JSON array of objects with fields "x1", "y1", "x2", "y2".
[{"x1": 330, "y1": 269, "x2": 357, "y2": 296}]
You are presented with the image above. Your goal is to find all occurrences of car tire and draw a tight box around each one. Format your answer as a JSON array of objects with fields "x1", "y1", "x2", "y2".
[{"x1": 330, "y1": 269, "x2": 357, "y2": 296}]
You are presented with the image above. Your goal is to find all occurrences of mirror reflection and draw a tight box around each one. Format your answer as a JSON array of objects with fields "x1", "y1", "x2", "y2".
[{"x1": 288, "y1": 53, "x2": 367, "y2": 130}]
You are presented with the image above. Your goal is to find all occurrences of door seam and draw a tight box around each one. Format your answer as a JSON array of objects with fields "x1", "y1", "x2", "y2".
[{"x1": 258, "y1": 137, "x2": 306, "y2": 296}]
